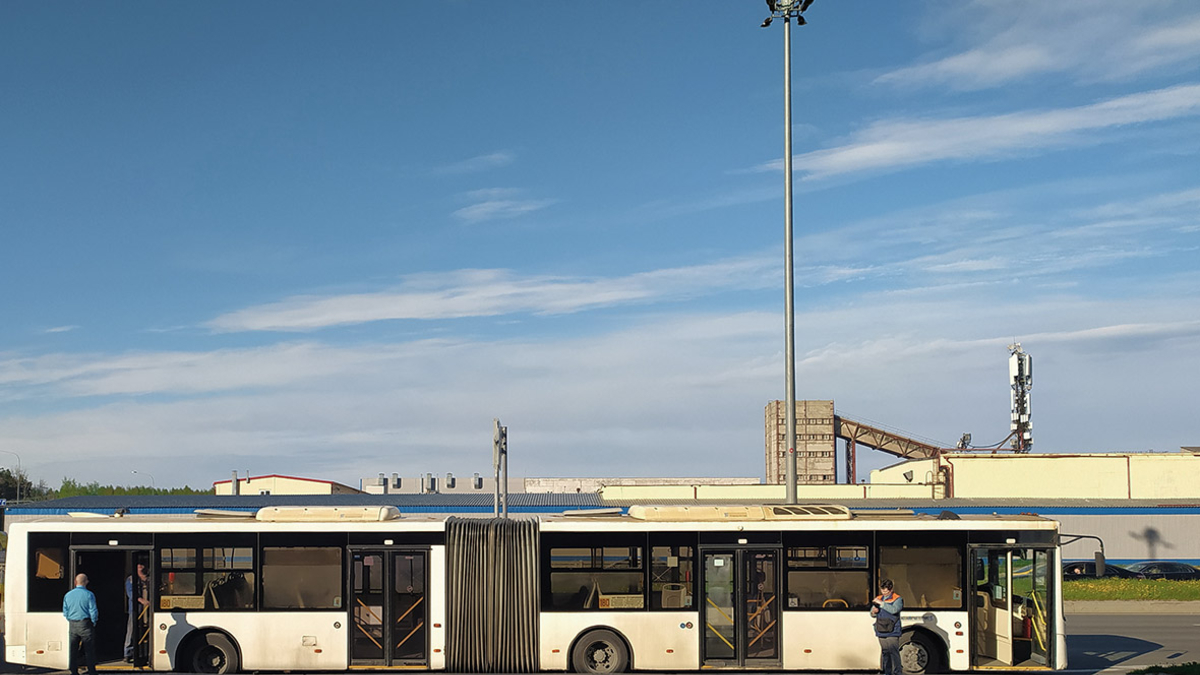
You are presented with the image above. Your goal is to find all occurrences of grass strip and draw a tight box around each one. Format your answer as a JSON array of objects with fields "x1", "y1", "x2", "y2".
[{"x1": 1063, "y1": 578, "x2": 1200, "y2": 601}]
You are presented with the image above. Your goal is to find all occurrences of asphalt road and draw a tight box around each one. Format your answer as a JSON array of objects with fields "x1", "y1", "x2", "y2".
[
  {"x1": 3, "y1": 613, "x2": 1196, "y2": 674},
  {"x1": 1066, "y1": 613, "x2": 1199, "y2": 675}
]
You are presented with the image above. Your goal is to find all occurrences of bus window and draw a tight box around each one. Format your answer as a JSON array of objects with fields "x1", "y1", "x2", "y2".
[
  {"x1": 650, "y1": 544, "x2": 694, "y2": 610},
  {"x1": 28, "y1": 533, "x2": 69, "y2": 612},
  {"x1": 785, "y1": 540, "x2": 871, "y2": 610},
  {"x1": 262, "y1": 547, "x2": 342, "y2": 610},
  {"x1": 159, "y1": 546, "x2": 256, "y2": 610},
  {"x1": 879, "y1": 546, "x2": 962, "y2": 609},
  {"x1": 545, "y1": 543, "x2": 644, "y2": 611}
]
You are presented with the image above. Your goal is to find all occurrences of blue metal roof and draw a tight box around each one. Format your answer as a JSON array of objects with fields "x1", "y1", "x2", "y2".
[{"x1": 5, "y1": 492, "x2": 606, "y2": 517}]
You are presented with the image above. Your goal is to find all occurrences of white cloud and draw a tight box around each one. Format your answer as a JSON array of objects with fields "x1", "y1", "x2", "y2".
[
  {"x1": 757, "y1": 84, "x2": 1200, "y2": 179},
  {"x1": 44, "y1": 325, "x2": 79, "y2": 334},
  {"x1": 435, "y1": 151, "x2": 515, "y2": 174},
  {"x1": 205, "y1": 257, "x2": 778, "y2": 332},
  {"x1": 452, "y1": 198, "x2": 556, "y2": 223},
  {"x1": 876, "y1": 2, "x2": 1200, "y2": 90},
  {"x1": 7, "y1": 293, "x2": 1200, "y2": 488},
  {"x1": 449, "y1": 186, "x2": 558, "y2": 224}
]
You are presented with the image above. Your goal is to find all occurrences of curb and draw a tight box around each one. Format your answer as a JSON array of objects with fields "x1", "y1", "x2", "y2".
[{"x1": 1066, "y1": 600, "x2": 1200, "y2": 614}]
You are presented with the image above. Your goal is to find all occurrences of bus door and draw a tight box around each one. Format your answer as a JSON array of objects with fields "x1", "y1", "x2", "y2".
[
  {"x1": 700, "y1": 548, "x2": 780, "y2": 668},
  {"x1": 349, "y1": 548, "x2": 428, "y2": 667},
  {"x1": 970, "y1": 546, "x2": 1055, "y2": 670},
  {"x1": 71, "y1": 546, "x2": 153, "y2": 667}
]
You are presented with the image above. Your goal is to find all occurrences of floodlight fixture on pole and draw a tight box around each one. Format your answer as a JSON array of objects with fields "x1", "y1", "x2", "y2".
[
  {"x1": 131, "y1": 469, "x2": 156, "y2": 488},
  {"x1": 760, "y1": 0, "x2": 814, "y2": 505}
]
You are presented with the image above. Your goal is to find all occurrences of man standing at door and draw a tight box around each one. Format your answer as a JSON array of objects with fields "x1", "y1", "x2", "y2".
[
  {"x1": 125, "y1": 562, "x2": 151, "y2": 661},
  {"x1": 63, "y1": 573, "x2": 99, "y2": 675},
  {"x1": 870, "y1": 579, "x2": 904, "y2": 675}
]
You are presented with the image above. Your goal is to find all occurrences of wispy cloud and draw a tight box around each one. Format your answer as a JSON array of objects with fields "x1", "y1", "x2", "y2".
[
  {"x1": 450, "y1": 186, "x2": 557, "y2": 224},
  {"x1": 756, "y1": 84, "x2": 1200, "y2": 179},
  {"x1": 7, "y1": 294, "x2": 1200, "y2": 486},
  {"x1": 205, "y1": 257, "x2": 778, "y2": 332},
  {"x1": 452, "y1": 198, "x2": 556, "y2": 223},
  {"x1": 876, "y1": 2, "x2": 1200, "y2": 90},
  {"x1": 434, "y1": 151, "x2": 515, "y2": 174},
  {"x1": 44, "y1": 325, "x2": 79, "y2": 334}
]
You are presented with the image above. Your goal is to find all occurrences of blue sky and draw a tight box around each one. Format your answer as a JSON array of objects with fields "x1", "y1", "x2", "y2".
[{"x1": 2, "y1": 1, "x2": 1198, "y2": 490}]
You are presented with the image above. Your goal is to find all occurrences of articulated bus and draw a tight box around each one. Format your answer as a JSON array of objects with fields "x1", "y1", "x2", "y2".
[{"x1": 3, "y1": 503, "x2": 1066, "y2": 673}]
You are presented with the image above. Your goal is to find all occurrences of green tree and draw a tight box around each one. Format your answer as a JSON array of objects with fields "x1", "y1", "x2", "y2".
[
  {"x1": 54, "y1": 478, "x2": 213, "y2": 497},
  {"x1": 0, "y1": 467, "x2": 52, "y2": 502}
]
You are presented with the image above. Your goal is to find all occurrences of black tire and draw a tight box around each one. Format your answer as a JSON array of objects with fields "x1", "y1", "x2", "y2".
[
  {"x1": 571, "y1": 629, "x2": 629, "y2": 674},
  {"x1": 185, "y1": 632, "x2": 240, "y2": 674},
  {"x1": 900, "y1": 631, "x2": 943, "y2": 675}
]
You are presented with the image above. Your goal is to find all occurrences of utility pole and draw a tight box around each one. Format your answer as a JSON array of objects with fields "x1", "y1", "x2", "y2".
[{"x1": 493, "y1": 418, "x2": 508, "y2": 518}]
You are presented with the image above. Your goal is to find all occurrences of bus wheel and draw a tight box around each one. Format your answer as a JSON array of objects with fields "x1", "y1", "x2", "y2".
[
  {"x1": 185, "y1": 632, "x2": 240, "y2": 674},
  {"x1": 572, "y1": 629, "x2": 629, "y2": 673},
  {"x1": 900, "y1": 632, "x2": 942, "y2": 675}
]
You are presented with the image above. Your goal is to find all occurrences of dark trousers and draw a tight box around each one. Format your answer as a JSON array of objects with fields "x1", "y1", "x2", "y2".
[
  {"x1": 68, "y1": 619, "x2": 98, "y2": 675},
  {"x1": 878, "y1": 635, "x2": 902, "y2": 675}
]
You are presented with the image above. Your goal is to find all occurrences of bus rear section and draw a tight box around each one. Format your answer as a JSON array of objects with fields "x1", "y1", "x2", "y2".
[{"x1": 536, "y1": 506, "x2": 1066, "y2": 673}]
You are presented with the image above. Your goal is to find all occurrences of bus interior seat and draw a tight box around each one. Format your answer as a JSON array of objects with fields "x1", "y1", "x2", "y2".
[
  {"x1": 661, "y1": 583, "x2": 686, "y2": 608},
  {"x1": 975, "y1": 591, "x2": 991, "y2": 631}
]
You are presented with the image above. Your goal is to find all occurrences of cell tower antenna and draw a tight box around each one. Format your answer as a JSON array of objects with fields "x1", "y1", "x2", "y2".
[{"x1": 1008, "y1": 343, "x2": 1033, "y2": 453}]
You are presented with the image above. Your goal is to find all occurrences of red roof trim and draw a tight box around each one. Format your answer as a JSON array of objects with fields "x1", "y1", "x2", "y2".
[{"x1": 212, "y1": 474, "x2": 345, "y2": 487}]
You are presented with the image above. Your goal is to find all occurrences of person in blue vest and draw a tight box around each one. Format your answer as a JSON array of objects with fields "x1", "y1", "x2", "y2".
[
  {"x1": 125, "y1": 562, "x2": 151, "y2": 661},
  {"x1": 870, "y1": 578, "x2": 904, "y2": 675},
  {"x1": 63, "y1": 573, "x2": 99, "y2": 675}
]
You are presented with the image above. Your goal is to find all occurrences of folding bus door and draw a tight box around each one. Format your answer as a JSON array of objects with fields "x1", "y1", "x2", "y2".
[
  {"x1": 970, "y1": 546, "x2": 1055, "y2": 670},
  {"x1": 701, "y1": 549, "x2": 780, "y2": 668},
  {"x1": 350, "y1": 549, "x2": 428, "y2": 667}
]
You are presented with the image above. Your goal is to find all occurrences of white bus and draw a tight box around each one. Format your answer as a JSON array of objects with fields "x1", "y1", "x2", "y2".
[{"x1": 3, "y1": 503, "x2": 1066, "y2": 673}]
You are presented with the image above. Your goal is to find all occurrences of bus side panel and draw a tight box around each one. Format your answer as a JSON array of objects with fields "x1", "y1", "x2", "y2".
[
  {"x1": 539, "y1": 612, "x2": 699, "y2": 671},
  {"x1": 14, "y1": 614, "x2": 70, "y2": 671},
  {"x1": 155, "y1": 612, "x2": 347, "y2": 671},
  {"x1": 3, "y1": 527, "x2": 30, "y2": 665},
  {"x1": 908, "y1": 612, "x2": 969, "y2": 671},
  {"x1": 3, "y1": 529, "x2": 70, "y2": 671},
  {"x1": 1053, "y1": 547, "x2": 1068, "y2": 670},
  {"x1": 782, "y1": 611, "x2": 880, "y2": 670},
  {"x1": 429, "y1": 545, "x2": 446, "y2": 671},
  {"x1": 781, "y1": 611, "x2": 967, "y2": 671}
]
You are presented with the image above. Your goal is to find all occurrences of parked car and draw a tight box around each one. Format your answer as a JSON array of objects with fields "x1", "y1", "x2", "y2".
[
  {"x1": 1124, "y1": 561, "x2": 1200, "y2": 580},
  {"x1": 1061, "y1": 561, "x2": 1144, "y2": 579}
]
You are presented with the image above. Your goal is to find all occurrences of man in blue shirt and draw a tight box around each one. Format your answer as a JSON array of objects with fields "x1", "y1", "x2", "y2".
[{"x1": 62, "y1": 573, "x2": 99, "y2": 675}]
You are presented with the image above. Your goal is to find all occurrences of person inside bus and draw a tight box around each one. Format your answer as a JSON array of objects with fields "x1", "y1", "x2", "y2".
[
  {"x1": 63, "y1": 573, "x2": 99, "y2": 675},
  {"x1": 125, "y1": 562, "x2": 151, "y2": 661},
  {"x1": 870, "y1": 578, "x2": 904, "y2": 675}
]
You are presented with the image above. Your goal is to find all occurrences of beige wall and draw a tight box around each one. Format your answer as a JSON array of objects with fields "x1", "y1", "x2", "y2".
[
  {"x1": 215, "y1": 476, "x2": 360, "y2": 495},
  {"x1": 871, "y1": 452, "x2": 1200, "y2": 500},
  {"x1": 599, "y1": 482, "x2": 937, "y2": 502}
]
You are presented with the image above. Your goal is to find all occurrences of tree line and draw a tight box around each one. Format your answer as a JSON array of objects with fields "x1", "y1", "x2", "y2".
[{"x1": 0, "y1": 468, "x2": 212, "y2": 502}]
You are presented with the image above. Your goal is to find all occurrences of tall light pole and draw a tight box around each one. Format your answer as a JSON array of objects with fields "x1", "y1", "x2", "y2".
[
  {"x1": 131, "y1": 469, "x2": 156, "y2": 489},
  {"x1": 761, "y1": 0, "x2": 813, "y2": 505}
]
